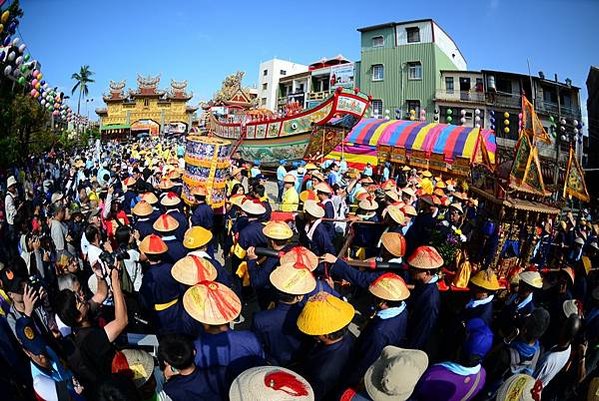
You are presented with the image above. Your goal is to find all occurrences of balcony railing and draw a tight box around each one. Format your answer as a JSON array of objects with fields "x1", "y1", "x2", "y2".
[
  {"x1": 307, "y1": 91, "x2": 330, "y2": 101},
  {"x1": 435, "y1": 90, "x2": 485, "y2": 103},
  {"x1": 485, "y1": 92, "x2": 521, "y2": 109},
  {"x1": 535, "y1": 101, "x2": 582, "y2": 120}
]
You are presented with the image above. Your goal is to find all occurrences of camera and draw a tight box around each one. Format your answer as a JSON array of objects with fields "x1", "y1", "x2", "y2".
[
  {"x1": 28, "y1": 274, "x2": 44, "y2": 298},
  {"x1": 99, "y1": 246, "x2": 130, "y2": 268}
]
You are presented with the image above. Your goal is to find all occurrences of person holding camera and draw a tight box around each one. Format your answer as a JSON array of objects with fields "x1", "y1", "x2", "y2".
[
  {"x1": 115, "y1": 226, "x2": 145, "y2": 293},
  {"x1": 55, "y1": 250, "x2": 128, "y2": 390}
]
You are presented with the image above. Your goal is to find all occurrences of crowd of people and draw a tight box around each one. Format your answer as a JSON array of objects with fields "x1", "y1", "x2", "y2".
[{"x1": 0, "y1": 136, "x2": 598, "y2": 401}]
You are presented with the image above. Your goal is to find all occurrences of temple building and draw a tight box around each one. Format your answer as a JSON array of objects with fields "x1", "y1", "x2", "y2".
[{"x1": 96, "y1": 75, "x2": 198, "y2": 139}]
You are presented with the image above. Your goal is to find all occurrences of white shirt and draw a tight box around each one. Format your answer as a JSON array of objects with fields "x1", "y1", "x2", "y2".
[
  {"x1": 123, "y1": 249, "x2": 143, "y2": 291},
  {"x1": 533, "y1": 345, "x2": 571, "y2": 387},
  {"x1": 5, "y1": 192, "x2": 17, "y2": 225}
]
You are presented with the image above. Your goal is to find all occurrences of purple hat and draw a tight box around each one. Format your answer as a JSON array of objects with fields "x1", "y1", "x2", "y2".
[{"x1": 463, "y1": 318, "x2": 493, "y2": 360}]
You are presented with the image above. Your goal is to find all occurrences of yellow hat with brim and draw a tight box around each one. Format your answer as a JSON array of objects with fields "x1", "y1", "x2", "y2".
[
  {"x1": 153, "y1": 214, "x2": 180, "y2": 233},
  {"x1": 401, "y1": 165, "x2": 411, "y2": 172},
  {"x1": 158, "y1": 179, "x2": 174, "y2": 191},
  {"x1": 141, "y1": 192, "x2": 159, "y2": 205},
  {"x1": 369, "y1": 273, "x2": 410, "y2": 301},
  {"x1": 421, "y1": 170, "x2": 433, "y2": 178},
  {"x1": 183, "y1": 226, "x2": 213, "y2": 249},
  {"x1": 299, "y1": 190, "x2": 317, "y2": 202},
  {"x1": 304, "y1": 200, "x2": 324, "y2": 218},
  {"x1": 314, "y1": 182, "x2": 332, "y2": 194},
  {"x1": 229, "y1": 194, "x2": 246, "y2": 207},
  {"x1": 305, "y1": 163, "x2": 318, "y2": 171},
  {"x1": 385, "y1": 190, "x2": 399, "y2": 203},
  {"x1": 470, "y1": 269, "x2": 502, "y2": 291},
  {"x1": 280, "y1": 246, "x2": 319, "y2": 271},
  {"x1": 241, "y1": 200, "x2": 266, "y2": 216},
  {"x1": 495, "y1": 374, "x2": 538, "y2": 401},
  {"x1": 183, "y1": 282, "x2": 242, "y2": 325},
  {"x1": 297, "y1": 292, "x2": 355, "y2": 336},
  {"x1": 359, "y1": 198, "x2": 379, "y2": 211},
  {"x1": 172, "y1": 255, "x2": 217, "y2": 286},
  {"x1": 408, "y1": 246, "x2": 444, "y2": 269},
  {"x1": 270, "y1": 263, "x2": 316, "y2": 295},
  {"x1": 403, "y1": 205, "x2": 417, "y2": 217},
  {"x1": 435, "y1": 181, "x2": 446, "y2": 189},
  {"x1": 387, "y1": 205, "x2": 406, "y2": 226},
  {"x1": 381, "y1": 232, "x2": 407, "y2": 257},
  {"x1": 283, "y1": 174, "x2": 296, "y2": 184},
  {"x1": 132, "y1": 200, "x2": 153, "y2": 217},
  {"x1": 262, "y1": 221, "x2": 293, "y2": 240}
]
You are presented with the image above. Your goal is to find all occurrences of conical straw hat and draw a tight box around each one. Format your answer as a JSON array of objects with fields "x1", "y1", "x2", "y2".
[
  {"x1": 153, "y1": 214, "x2": 180, "y2": 233},
  {"x1": 369, "y1": 272, "x2": 410, "y2": 301},
  {"x1": 183, "y1": 226, "x2": 213, "y2": 249},
  {"x1": 387, "y1": 205, "x2": 406, "y2": 226},
  {"x1": 470, "y1": 269, "x2": 502, "y2": 291},
  {"x1": 270, "y1": 263, "x2": 316, "y2": 295},
  {"x1": 172, "y1": 255, "x2": 217, "y2": 286},
  {"x1": 132, "y1": 200, "x2": 153, "y2": 217},
  {"x1": 280, "y1": 247, "x2": 318, "y2": 271},
  {"x1": 183, "y1": 281, "x2": 241, "y2": 325},
  {"x1": 139, "y1": 234, "x2": 168, "y2": 255},
  {"x1": 297, "y1": 292, "x2": 355, "y2": 336},
  {"x1": 381, "y1": 232, "x2": 407, "y2": 257},
  {"x1": 229, "y1": 366, "x2": 314, "y2": 401},
  {"x1": 407, "y1": 246, "x2": 444, "y2": 269},
  {"x1": 160, "y1": 192, "x2": 181, "y2": 207},
  {"x1": 141, "y1": 192, "x2": 159, "y2": 205},
  {"x1": 262, "y1": 221, "x2": 293, "y2": 240}
]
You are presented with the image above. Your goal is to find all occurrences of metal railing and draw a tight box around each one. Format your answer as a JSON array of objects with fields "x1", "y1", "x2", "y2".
[
  {"x1": 307, "y1": 91, "x2": 330, "y2": 101},
  {"x1": 434, "y1": 90, "x2": 485, "y2": 103}
]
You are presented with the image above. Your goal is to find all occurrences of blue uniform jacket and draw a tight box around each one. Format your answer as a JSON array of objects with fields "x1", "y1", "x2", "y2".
[
  {"x1": 300, "y1": 334, "x2": 354, "y2": 401},
  {"x1": 304, "y1": 222, "x2": 335, "y2": 256},
  {"x1": 166, "y1": 209, "x2": 188, "y2": 242},
  {"x1": 329, "y1": 259, "x2": 383, "y2": 290},
  {"x1": 163, "y1": 366, "x2": 226, "y2": 401},
  {"x1": 345, "y1": 309, "x2": 408, "y2": 387},
  {"x1": 194, "y1": 330, "x2": 266, "y2": 388},
  {"x1": 238, "y1": 220, "x2": 268, "y2": 250},
  {"x1": 134, "y1": 218, "x2": 155, "y2": 239},
  {"x1": 162, "y1": 237, "x2": 188, "y2": 264},
  {"x1": 191, "y1": 203, "x2": 214, "y2": 230},
  {"x1": 462, "y1": 300, "x2": 494, "y2": 326},
  {"x1": 123, "y1": 190, "x2": 139, "y2": 214},
  {"x1": 251, "y1": 302, "x2": 307, "y2": 366},
  {"x1": 407, "y1": 281, "x2": 440, "y2": 351}
]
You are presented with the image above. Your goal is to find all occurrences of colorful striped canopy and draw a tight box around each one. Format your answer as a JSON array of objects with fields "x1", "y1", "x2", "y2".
[{"x1": 345, "y1": 118, "x2": 496, "y2": 163}]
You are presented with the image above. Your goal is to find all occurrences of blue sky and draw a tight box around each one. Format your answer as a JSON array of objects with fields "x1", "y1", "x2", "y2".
[{"x1": 15, "y1": 0, "x2": 599, "y2": 122}]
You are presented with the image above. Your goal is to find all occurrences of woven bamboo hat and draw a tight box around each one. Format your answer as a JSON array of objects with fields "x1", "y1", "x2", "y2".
[
  {"x1": 153, "y1": 214, "x2": 180, "y2": 233},
  {"x1": 123, "y1": 177, "x2": 137, "y2": 187},
  {"x1": 171, "y1": 255, "x2": 217, "y2": 286},
  {"x1": 283, "y1": 174, "x2": 296, "y2": 184},
  {"x1": 111, "y1": 349, "x2": 155, "y2": 389},
  {"x1": 299, "y1": 189, "x2": 317, "y2": 202},
  {"x1": 387, "y1": 205, "x2": 406, "y2": 226},
  {"x1": 369, "y1": 273, "x2": 410, "y2": 301},
  {"x1": 421, "y1": 170, "x2": 433, "y2": 178},
  {"x1": 407, "y1": 246, "x2": 444, "y2": 269},
  {"x1": 495, "y1": 374, "x2": 539, "y2": 401},
  {"x1": 401, "y1": 187, "x2": 415, "y2": 198},
  {"x1": 314, "y1": 182, "x2": 332, "y2": 194},
  {"x1": 359, "y1": 198, "x2": 379, "y2": 211},
  {"x1": 433, "y1": 188, "x2": 445, "y2": 197},
  {"x1": 229, "y1": 366, "x2": 314, "y2": 401},
  {"x1": 241, "y1": 200, "x2": 266, "y2": 216},
  {"x1": 385, "y1": 190, "x2": 399, "y2": 203},
  {"x1": 192, "y1": 186, "x2": 207, "y2": 197},
  {"x1": 270, "y1": 263, "x2": 316, "y2": 295},
  {"x1": 519, "y1": 271, "x2": 543, "y2": 289},
  {"x1": 183, "y1": 281, "x2": 241, "y2": 325},
  {"x1": 139, "y1": 234, "x2": 168, "y2": 255},
  {"x1": 297, "y1": 292, "x2": 355, "y2": 336},
  {"x1": 132, "y1": 200, "x2": 153, "y2": 217},
  {"x1": 158, "y1": 179, "x2": 174, "y2": 191},
  {"x1": 470, "y1": 269, "x2": 502, "y2": 291},
  {"x1": 183, "y1": 226, "x2": 213, "y2": 249},
  {"x1": 262, "y1": 221, "x2": 293, "y2": 240},
  {"x1": 435, "y1": 181, "x2": 446, "y2": 189},
  {"x1": 229, "y1": 194, "x2": 246, "y2": 207},
  {"x1": 450, "y1": 203, "x2": 464, "y2": 214},
  {"x1": 381, "y1": 232, "x2": 407, "y2": 257},
  {"x1": 401, "y1": 165, "x2": 411, "y2": 172},
  {"x1": 280, "y1": 247, "x2": 319, "y2": 271},
  {"x1": 141, "y1": 192, "x2": 159, "y2": 205},
  {"x1": 403, "y1": 205, "x2": 417, "y2": 217},
  {"x1": 160, "y1": 192, "x2": 181, "y2": 207},
  {"x1": 304, "y1": 200, "x2": 324, "y2": 218}
]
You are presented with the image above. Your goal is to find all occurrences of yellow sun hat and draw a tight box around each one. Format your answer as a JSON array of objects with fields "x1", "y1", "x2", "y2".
[
  {"x1": 387, "y1": 205, "x2": 406, "y2": 226},
  {"x1": 262, "y1": 221, "x2": 293, "y2": 240},
  {"x1": 469, "y1": 269, "x2": 502, "y2": 291},
  {"x1": 183, "y1": 226, "x2": 213, "y2": 249},
  {"x1": 171, "y1": 255, "x2": 217, "y2": 286},
  {"x1": 183, "y1": 281, "x2": 242, "y2": 325},
  {"x1": 369, "y1": 272, "x2": 410, "y2": 301},
  {"x1": 270, "y1": 263, "x2": 316, "y2": 295},
  {"x1": 297, "y1": 292, "x2": 355, "y2": 336}
]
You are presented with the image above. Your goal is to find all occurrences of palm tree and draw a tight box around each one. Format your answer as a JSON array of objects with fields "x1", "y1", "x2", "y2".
[{"x1": 71, "y1": 65, "x2": 95, "y2": 114}]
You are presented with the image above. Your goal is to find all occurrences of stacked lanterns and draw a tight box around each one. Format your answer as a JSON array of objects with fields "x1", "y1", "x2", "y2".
[
  {"x1": 434, "y1": 108, "x2": 440, "y2": 121},
  {"x1": 490, "y1": 110, "x2": 496, "y2": 131},
  {"x1": 0, "y1": 2, "x2": 73, "y2": 124},
  {"x1": 474, "y1": 109, "x2": 481, "y2": 128},
  {"x1": 446, "y1": 108, "x2": 453, "y2": 124},
  {"x1": 503, "y1": 112, "x2": 510, "y2": 135},
  {"x1": 409, "y1": 109, "x2": 416, "y2": 121},
  {"x1": 460, "y1": 109, "x2": 467, "y2": 125},
  {"x1": 395, "y1": 108, "x2": 402, "y2": 120},
  {"x1": 420, "y1": 109, "x2": 426, "y2": 122}
]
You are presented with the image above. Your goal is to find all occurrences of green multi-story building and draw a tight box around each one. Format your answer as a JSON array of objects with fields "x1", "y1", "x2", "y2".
[{"x1": 356, "y1": 19, "x2": 467, "y2": 120}]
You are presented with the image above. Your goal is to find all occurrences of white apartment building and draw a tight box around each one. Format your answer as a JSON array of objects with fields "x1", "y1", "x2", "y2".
[{"x1": 258, "y1": 58, "x2": 308, "y2": 111}]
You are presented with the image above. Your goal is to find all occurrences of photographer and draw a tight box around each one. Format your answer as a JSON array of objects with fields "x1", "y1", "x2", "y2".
[
  {"x1": 115, "y1": 225, "x2": 145, "y2": 293},
  {"x1": 55, "y1": 250, "x2": 128, "y2": 390}
]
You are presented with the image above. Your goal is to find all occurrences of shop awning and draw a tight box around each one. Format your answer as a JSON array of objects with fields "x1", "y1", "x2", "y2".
[
  {"x1": 345, "y1": 118, "x2": 496, "y2": 164},
  {"x1": 101, "y1": 124, "x2": 131, "y2": 131}
]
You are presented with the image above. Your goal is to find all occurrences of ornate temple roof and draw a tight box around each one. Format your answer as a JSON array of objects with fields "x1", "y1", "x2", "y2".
[
  {"x1": 168, "y1": 79, "x2": 193, "y2": 101},
  {"x1": 102, "y1": 80, "x2": 126, "y2": 102},
  {"x1": 128, "y1": 74, "x2": 165, "y2": 97}
]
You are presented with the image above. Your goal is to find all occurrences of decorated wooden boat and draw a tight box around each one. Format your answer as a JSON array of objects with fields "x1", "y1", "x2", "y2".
[{"x1": 205, "y1": 88, "x2": 370, "y2": 165}]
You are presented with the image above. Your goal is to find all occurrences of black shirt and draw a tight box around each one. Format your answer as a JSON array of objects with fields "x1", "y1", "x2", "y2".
[{"x1": 68, "y1": 326, "x2": 115, "y2": 389}]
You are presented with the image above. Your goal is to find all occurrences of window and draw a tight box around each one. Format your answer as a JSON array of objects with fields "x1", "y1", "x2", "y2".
[
  {"x1": 297, "y1": 83, "x2": 305, "y2": 93},
  {"x1": 261, "y1": 98, "x2": 267, "y2": 106},
  {"x1": 262, "y1": 83, "x2": 268, "y2": 90},
  {"x1": 143, "y1": 99, "x2": 149, "y2": 107},
  {"x1": 372, "y1": 64, "x2": 384, "y2": 81},
  {"x1": 407, "y1": 100, "x2": 420, "y2": 116},
  {"x1": 406, "y1": 27, "x2": 420, "y2": 43},
  {"x1": 371, "y1": 99, "x2": 383, "y2": 117},
  {"x1": 407, "y1": 62, "x2": 422, "y2": 80},
  {"x1": 280, "y1": 70, "x2": 287, "y2": 76},
  {"x1": 475, "y1": 78, "x2": 484, "y2": 92},
  {"x1": 445, "y1": 77, "x2": 454, "y2": 93},
  {"x1": 263, "y1": 69, "x2": 268, "y2": 76},
  {"x1": 372, "y1": 36, "x2": 384, "y2": 47}
]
